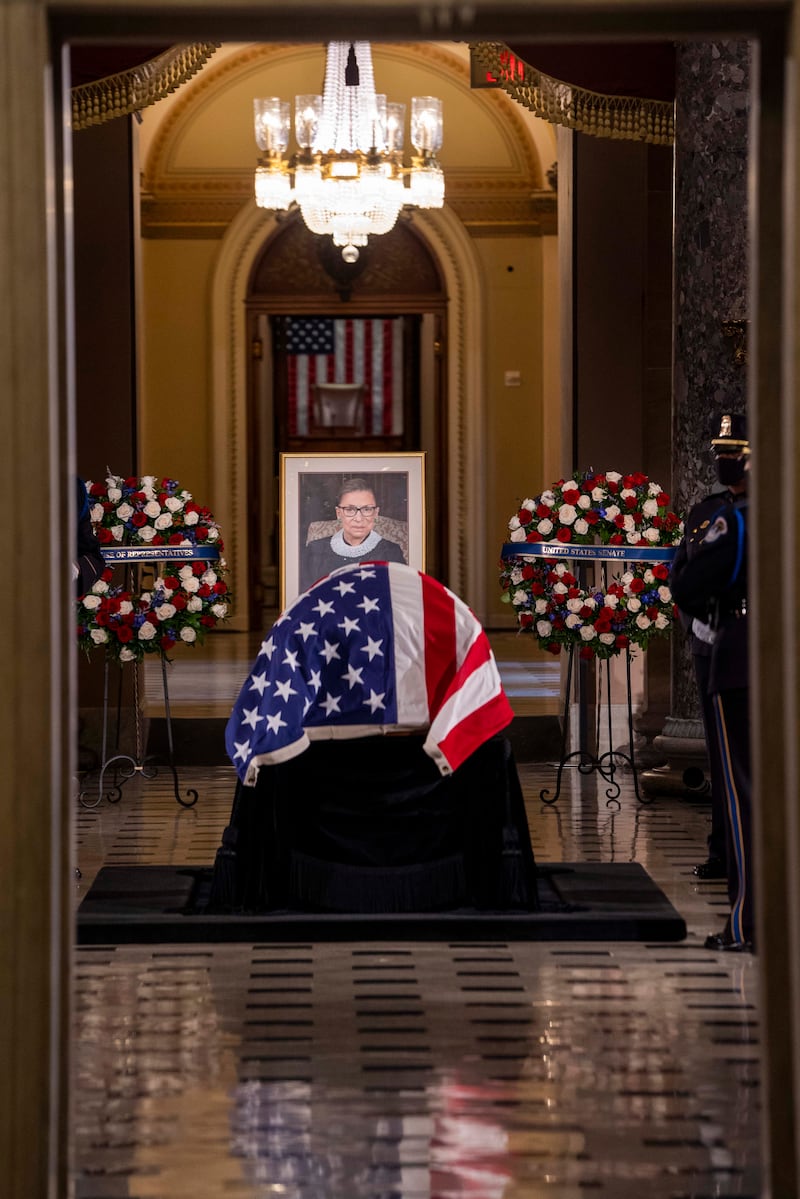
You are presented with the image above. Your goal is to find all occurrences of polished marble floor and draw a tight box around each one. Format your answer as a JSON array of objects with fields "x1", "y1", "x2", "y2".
[{"x1": 72, "y1": 632, "x2": 761, "y2": 1198}]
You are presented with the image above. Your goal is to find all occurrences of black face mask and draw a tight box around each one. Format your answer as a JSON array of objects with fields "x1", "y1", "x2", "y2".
[{"x1": 715, "y1": 456, "x2": 747, "y2": 487}]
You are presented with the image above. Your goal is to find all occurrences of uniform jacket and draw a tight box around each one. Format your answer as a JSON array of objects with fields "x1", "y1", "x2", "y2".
[
  {"x1": 670, "y1": 489, "x2": 734, "y2": 656},
  {"x1": 670, "y1": 495, "x2": 748, "y2": 693}
]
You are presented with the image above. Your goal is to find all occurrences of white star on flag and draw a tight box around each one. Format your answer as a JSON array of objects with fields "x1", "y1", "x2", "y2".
[
  {"x1": 333, "y1": 580, "x2": 355, "y2": 596},
  {"x1": 320, "y1": 639, "x2": 341, "y2": 663},
  {"x1": 260, "y1": 636, "x2": 275, "y2": 660},
  {"x1": 312, "y1": 598, "x2": 335, "y2": 616},
  {"x1": 356, "y1": 569, "x2": 376, "y2": 579},
  {"x1": 357, "y1": 595, "x2": 380, "y2": 614},
  {"x1": 283, "y1": 648, "x2": 300, "y2": 672},
  {"x1": 296, "y1": 621, "x2": 318, "y2": 642},
  {"x1": 249, "y1": 671, "x2": 269, "y2": 696},
  {"x1": 338, "y1": 616, "x2": 361, "y2": 636},
  {"x1": 274, "y1": 678, "x2": 298, "y2": 703},
  {"x1": 320, "y1": 691, "x2": 342, "y2": 717},
  {"x1": 241, "y1": 706, "x2": 263, "y2": 730},
  {"x1": 361, "y1": 636, "x2": 384, "y2": 661},
  {"x1": 266, "y1": 712, "x2": 288, "y2": 735},
  {"x1": 342, "y1": 664, "x2": 364, "y2": 689},
  {"x1": 309, "y1": 668, "x2": 322, "y2": 689},
  {"x1": 233, "y1": 739, "x2": 251, "y2": 763},
  {"x1": 365, "y1": 689, "x2": 386, "y2": 713}
]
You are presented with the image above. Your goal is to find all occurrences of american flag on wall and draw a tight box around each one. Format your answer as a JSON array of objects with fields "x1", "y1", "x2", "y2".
[
  {"x1": 284, "y1": 316, "x2": 404, "y2": 437},
  {"x1": 225, "y1": 562, "x2": 514, "y2": 786}
]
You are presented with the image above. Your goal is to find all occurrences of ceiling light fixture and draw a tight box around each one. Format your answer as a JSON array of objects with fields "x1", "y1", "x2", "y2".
[{"x1": 254, "y1": 41, "x2": 444, "y2": 262}]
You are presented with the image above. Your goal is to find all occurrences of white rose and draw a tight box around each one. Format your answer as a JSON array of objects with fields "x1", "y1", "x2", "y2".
[
  {"x1": 606, "y1": 471, "x2": 622, "y2": 483},
  {"x1": 605, "y1": 505, "x2": 620, "y2": 521},
  {"x1": 554, "y1": 564, "x2": 567, "y2": 576},
  {"x1": 627, "y1": 532, "x2": 641, "y2": 545},
  {"x1": 111, "y1": 525, "x2": 124, "y2": 541},
  {"x1": 623, "y1": 515, "x2": 635, "y2": 532},
  {"x1": 119, "y1": 600, "x2": 133, "y2": 616},
  {"x1": 184, "y1": 511, "x2": 199, "y2": 526},
  {"x1": 620, "y1": 487, "x2": 636, "y2": 500},
  {"x1": 656, "y1": 614, "x2": 669, "y2": 629},
  {"x1": 154, "y1": 513, "x2": 173, "y2": 530},
  {"x1": 201, "y1": 570, "x2": 218, "y2": 586},
  {"x1": 512, "y1": 589, "x2": 527, "y2": 606},
  {"x1": 90, "y1": 503, "x2": 104, "y2": 522},
  {"x1": 643, "y1": 498, "x2": 658, "y2": 518},
  {"x1": 207, "y1": 528, "x2": 219, "y2": 542},
  {"x1": 627, "y1": 597, "x2": 642, "y2": 612},
  {"x1": 92, "y1": 579, "x2": 109, "y2": 594},
  {"x1": 604, "y1": 595, "x2": 619, "y2": 609},
  {"x1": 566, "y1": 598, "x2": 584, "y2": 613},
  {"x1": 509, "y1": 567, "x2": 524, "y2": 585},
  {"x1": 141, "y1": 475, "x2": 156, "y2": 487},
  {"x1": 107, "y1": 486, "x2": 122, "y2": 503},
  {"x1": 599, "y1": 633, "x2": 616, "y2": 645},
  {"x1": 621, "y1": 572, "x2": 634, "y2": 585},
  {"x1": 644, "y1": 570, "x2": 655, "y2": 584},
  {"x1": 179, "y1": 565, "x2": 194, "y2": 580},
  {"x1": 510, "y1": 528, "x2": 526, "y2": 543},
  {"x1": 591, "y1": 487, "x2": 605, "y2": 502},
  {"x1": 540, "y1": 491, "x2": 555, "y2": 506},
  {"x1": 636, "y1": 613, "x2": 652, "y2": 629},
  {"x1": 180, "y1": 627, "x2": 197, "y2": 643},
  {"x1": 566, "y1": 614, "x2": 582, "y2": 629},
  {"x1": 563, "y1": 480, "x2": 578, "y2": 492},
  {"x1": 82, "y1": 594, "x2": 101, "y2": 610},
  {"x1": 144, "y1": 500, "x2": 161, "y2": 518},
  {"x1": 534, "y1": 599, "x2": 547, "y2": 615},
  {"x1": 183, "y1": 576, "x2": 200, "y2": 593},
  {"x1": 138, "y1": 525, "x2": 155, "y2": 542},
  {"x1": 165, "y1": 496, "x2": 183, "y2": 512},
  {"x1": 187, "y1": 596, "x2": 203, "y2": 613},
  {"x1": 658, "y1": 586, "x2": 672, "y2": 603},
  {"x1": 648, "y1": 482, "x2": 662, "y2": 496},
  {"x1": 582, "y1": 597, "x2": 597, "y2": 610},
  {"x1": 558, "y1": 504, "x2": 577, "y2": 526},
  {"x1": 156, "y1": 603, "x2": 176, "y2": 620},
  {"x1": 644, "y1": 527, "x2": 661, "y2": 543},
  {"x1": 536, "y1": 620, "x2": 552, "y2": 638},
  {"x1": 211, "y1": 603, "x2": 228, "y2": 618},
  {"x1": 138, "y1": 622, "x2": 156, "y2": 641},
  {"x1": 119, "y1": 648, "x2": 136, "y2": 662},
  {"x1": 140, "y1": 592, "x2": 152, "y2": 607},
  {"x1": 552, "y1": 582, "x2": 568, "y2": 595},
  {"x1": 580, "y1": 624, "x2": 597, "y2": 640},
  {"x1": 508, "y1": 515, "x2": 521, "y2": 531},
  {"x1": 574, "y1": 518, "x2": 589, "y2": 536},
  {"x1": 538, "y1": 518, "x2": 554, "y2": 537},
  {"x1": 576, "y1": 495, "x2": 590, "y2": 510},
  {"x1": 521, "y1": 498, "x2": 536, "y2": 510},
  {"x1": 116, "y1": 502, "x2": 133, "y2": 521},
  {"x1": 90, "y1": 628, "x2": 108, "y2": 644}
]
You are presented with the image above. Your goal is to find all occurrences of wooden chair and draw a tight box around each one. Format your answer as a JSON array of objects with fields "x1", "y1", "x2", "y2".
[{"x1": 309, "y1": 382, "x2": 366, "y2": 436}]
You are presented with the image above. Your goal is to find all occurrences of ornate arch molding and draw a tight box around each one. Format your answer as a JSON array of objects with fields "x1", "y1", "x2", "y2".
[
  {"x1": 209, "y1": 201, "x2": 486, "y2": 626},
  {"x1": 142, "y1": 41, "x2": 555, "y2": 238}
]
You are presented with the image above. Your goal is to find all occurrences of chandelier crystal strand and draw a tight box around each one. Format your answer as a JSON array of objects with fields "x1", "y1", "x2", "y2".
[{"x1": 253, "y1": 42, "x2": 444, "y2": 260}]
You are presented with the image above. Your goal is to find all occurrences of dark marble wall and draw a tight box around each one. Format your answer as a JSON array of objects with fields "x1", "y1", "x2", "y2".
[{"x1": 672, "y1": 40, "x2": 750, "y2": 718}]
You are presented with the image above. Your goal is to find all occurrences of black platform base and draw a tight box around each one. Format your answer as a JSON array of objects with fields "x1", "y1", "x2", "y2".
[{"x1": 76, "y1": 863, "x2": 686, "y2": 944}]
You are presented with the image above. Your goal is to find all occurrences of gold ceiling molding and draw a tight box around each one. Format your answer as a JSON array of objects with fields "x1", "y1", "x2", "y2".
[
  {"x1": 470, "y1": 42, "x2": 675, "y2": 147},
  {"x1": 72, "y1": 44, "x2": 220, "y2": 131}
]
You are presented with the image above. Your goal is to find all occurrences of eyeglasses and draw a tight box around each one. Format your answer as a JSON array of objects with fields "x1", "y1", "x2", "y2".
[{"x1": 337, "y1": 505, "x2": 377, "y2": 518}]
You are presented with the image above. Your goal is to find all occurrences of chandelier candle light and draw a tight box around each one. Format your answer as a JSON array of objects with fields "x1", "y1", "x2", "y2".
[{"x1": 254, "y1": 42, "x2": 444, "y2": 261}]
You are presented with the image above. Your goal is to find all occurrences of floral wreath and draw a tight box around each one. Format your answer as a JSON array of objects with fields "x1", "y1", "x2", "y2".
[
  {"x1": 77, "y1": 473, "x2": 231, "y2": 663},
  {"x1": 500, "y1": 470, "x2": 684, "y2": 659}
]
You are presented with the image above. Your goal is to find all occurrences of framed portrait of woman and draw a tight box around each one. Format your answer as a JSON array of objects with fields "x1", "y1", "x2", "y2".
[{"x1": 280, "y1": 452, "x2": 426, "y2": 608}]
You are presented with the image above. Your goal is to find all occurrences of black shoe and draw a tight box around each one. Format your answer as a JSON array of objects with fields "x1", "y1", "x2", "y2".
[
  {"x1": 704, "y1": 930, "x2": 755, "y2": 953},
  {"x1": 693, "y1": 857, "x2": 726, "y2": 880}
]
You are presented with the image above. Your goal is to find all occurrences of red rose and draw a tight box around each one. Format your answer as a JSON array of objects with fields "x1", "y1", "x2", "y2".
[
  {"x1": 546, "y1": 643, "x2": 561, "y2": 655},
  {"x1": 152, "y1": 535, "x2": 164, "y2": 546},
  {"x1": 609, "y1": 534, "x2": 624, "y2": 545},
  {"x1": 536, "y1": 504, "x2": 551, "y2": 518},
  {"x1": 657, "y1": 492, "x2": 670, "y2": 506},
  {"x1": 624, "y1": 495, "x2": 637, "y2": 509},
  {"x1": 124, "y1": 476, "x2": 138, "y2": 488},
  {"x1": 647, "y1": 606, "x2": 659, "y2": 620},
  {"x1": 653, "y1": 515, "x2": 663, "y2": 527},
  {"x1": 134, "y1": 491, "x2": 148, "y2": 502},
  {"x1": 579, "y1": 646, "x2": 594, "y2": 660},
  {"x1": 95, "y1": 612, "x2": 108, "y2": 627},
  {"x1": 556, "y1": 527, "x2": 572, "y2": 543},
  {"x1": 629, "y1": 578, "x2": 645, "y2": 593},
  {"x1": 568, "y1": 587, "x2": 581, "y2": 599},
  {"x1": 158, "y1": 491, "x2": 168, "y2": 504},
  {"x1": 164, "y1": 576, "x2": 180, "y2": 590},
  {"x1": 614, "y1": 514, "x2": 625, "y2": 528},
  {"x1": 102, "y1": 502, "x2": 113, "y2": 512},
  {"x1": 200, "y1": 615, "x2": 216, "y2": 627},
  {"x1": 171, "y1": 594, "x2": 187, "y2": 610},
  {"x1": 654, "y1": 564, "x2": 669, "y2": 580},
  {"x1": 517, "y1": 507, "x2": 533, "y2": 524},
  {"x1": 101, "y1": 568, "x2": 113, "y2": 583},
  {"x1": 131, "y1": 512, "x2": 147, "y2": 527},
  {"x1": 562, "y1": 489, "x2": 580, "y2": 505},
  {"x1": 185, "y1": 502, "x2": 200, "y2": 514},
  {"x1": 146, "y1": 611, "x2": 159, "y2": 625},
  {"x1": 563, "y1": 572, "x2": 576, "y2": 585},
  {"x1": 526, "y1": 531, "x2": 543, "y2": 542},
  {"x1": 521, "y1": 564, "x2": 535, "y2": 581},
  {"x1": 552, "y1": 617, "x2": 565, "y2": 630},
  {"x1": 585, "y1": 509, "x2": 599, "y2": 525},
  {"x1": 579, "y1": 604, "x2": 594, "y2": 619},
  {"x1": 116, "y1": 626, "x2": 133, "y2": 643},
  {"x1": 519, "y1": 613, "x2": 533, "y2": 627},
  {"x1": 615, "y1": 634, "x2": 629, "y2": 648},
  {"x1": 198, "y1": 584, "x2": 212, "y2": 597},
  {"x1": 633, "y1": 512, "x2": 643, "y2": 524},
  {"x1": 169, "y1": 533, "x2": 184, "y2": 545},
  {"x1": 193, "y1": 562, "x2": 205, "y2": 575},
  {"x1": 96, "y1": 527, "x2": 112, "y2": 544},
  {"x1": 196, "y1": 528, "x2": 209, "y2": 541},
  {"x1": 161, "y1": 636, "x2": 176, "y2": 651},
  {"x1": 107, "y1": 597, "x2": 121, "y2": 613},
  {"x1": 531, "y1": 582, "x2": 544, "y2": 596},
  {"x1": 213, "y1": 581, "x2": 227, "y2": 594},
  {"x1": 607, "y1": 480, "x2": 619, "y2": 493}
]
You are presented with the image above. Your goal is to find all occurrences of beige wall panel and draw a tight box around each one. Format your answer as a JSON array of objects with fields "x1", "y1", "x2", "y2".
[
  {"x1": 475, "y1": 234, "x2": 545, "y2": 627},
  {"x1": 140, "y1": 238, "x2": 220, "y2": 505}
]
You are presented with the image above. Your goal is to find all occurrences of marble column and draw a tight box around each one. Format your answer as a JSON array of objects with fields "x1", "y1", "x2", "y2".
[{"x1": 672, "y1": 40, "x2": 750, "y2": 719}]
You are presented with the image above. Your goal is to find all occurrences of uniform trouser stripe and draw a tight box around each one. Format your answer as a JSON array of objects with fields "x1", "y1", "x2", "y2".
[{"x1": 712, "y1": 693, "x2": 747, "y2": 943}]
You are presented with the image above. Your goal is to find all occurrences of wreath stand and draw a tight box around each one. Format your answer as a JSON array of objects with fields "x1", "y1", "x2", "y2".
[
  {"x1": 78, "y1": 543, "x2": 220, "y2": 810},
  {"x1": 502, "y1": 543, "x2": 677, "y2": 809}
]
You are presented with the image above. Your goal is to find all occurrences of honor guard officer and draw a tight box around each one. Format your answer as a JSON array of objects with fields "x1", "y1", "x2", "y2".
[{"x1": 670, "y1": 413, "x2": 754, "y2": 952}]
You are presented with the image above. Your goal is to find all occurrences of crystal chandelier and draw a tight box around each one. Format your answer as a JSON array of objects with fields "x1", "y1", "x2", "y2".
[{"x1": 254, "y1": 42, "x2": 444, "y2": 262}]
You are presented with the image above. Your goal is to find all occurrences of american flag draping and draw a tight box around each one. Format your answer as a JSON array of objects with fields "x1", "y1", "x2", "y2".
[
  {"x1": 225, "y1": 562, "x2": 514, "y2": 786},
  {"x1": 284, "y1": 316, "x2": 404, "y2": 437}
]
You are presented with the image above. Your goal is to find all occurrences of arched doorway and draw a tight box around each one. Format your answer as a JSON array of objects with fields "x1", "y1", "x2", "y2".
[{"x1": 244, "y1": 213, "x2": 448, "y2": 626}]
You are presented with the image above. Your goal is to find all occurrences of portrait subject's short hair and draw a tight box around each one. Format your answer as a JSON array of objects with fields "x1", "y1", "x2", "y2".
[{"x1": 336, "y1": 477, "x2": 376, "y2": 505}]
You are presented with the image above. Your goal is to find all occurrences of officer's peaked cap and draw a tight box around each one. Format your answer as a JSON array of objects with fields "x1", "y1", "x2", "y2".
[{"x1": 711, "y1": 412, "x2": 749, "y2": 455}]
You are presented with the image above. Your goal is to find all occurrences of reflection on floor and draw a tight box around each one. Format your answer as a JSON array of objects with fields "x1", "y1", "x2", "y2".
[{"x1": 74, "y1": 632, "x2": 761, "y2": 1198}]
